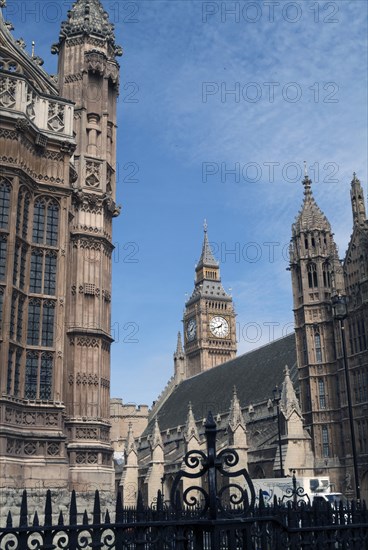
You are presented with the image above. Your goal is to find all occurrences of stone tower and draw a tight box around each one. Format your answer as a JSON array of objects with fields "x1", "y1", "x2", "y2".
[
  {"x1": 0, "y1": 0, "x2": 121, "y2": 502},
  {"x1": 51, "y1": 0, "x2": 121, "y2": 491},
  {"x1": 289, "y1": 174, "x2": 345, "y2": 489},
  {"x1": 183, "y1": 223, "x2": 237, "y2": 378}
]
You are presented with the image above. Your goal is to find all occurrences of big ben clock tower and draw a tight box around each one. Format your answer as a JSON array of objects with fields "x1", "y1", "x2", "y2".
[{"x1": 183, "y1": 222, "x2": 237, "y2": 378}]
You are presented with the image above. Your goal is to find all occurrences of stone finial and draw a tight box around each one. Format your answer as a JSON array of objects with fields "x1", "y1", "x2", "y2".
[
  {"x1": 228, "y1": 386, "x2": 246, "y2": 431},
  {"x1": 280, "y1": 365, "x2": 302, "y2": 418},
  {"x1": 175, "y1": 331, "x2": 184, "y2": 356},
  {"x1": 184, "y1": 402, "x2": 199, "y2": 442},
  {"x1": 125, "y1": 423, "x2": 137, "y2": 455},
  {"x1": 151, "y1": 417, "x2": 163, "y2": 450}
]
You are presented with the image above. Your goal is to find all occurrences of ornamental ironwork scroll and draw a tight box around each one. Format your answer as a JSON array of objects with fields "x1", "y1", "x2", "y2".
[{"x1": 170, "y1": 411, "x2": 256, "y2": 519}]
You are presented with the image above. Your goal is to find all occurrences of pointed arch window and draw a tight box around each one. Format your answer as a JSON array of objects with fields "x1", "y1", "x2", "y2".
[
  {"x1": 0, "y1": 180, "x2": 11, "y2": 229},
  {"x1": 25, "y1": 351, "x2": 54, "y2": 400},
  {"x1": 308, "y1": 262, "x2": 318, "y2": 288},
  {"x1": 296, "y1": 266, "x2": 302, "y2": 293},
  {"x1": 7, "y1": 347, "x2": 22, "y2": 396},
  {"x1": 16, "y1": 190, "x2": 30, "y2": 239},
  {"x1": 0, "y1": 235, "x2": 7, "y2": 281},
  {"x1": 32, "y1": 199, "x2": 60, "y2": 246},
  {"x1": 30, "y1": 250, "x2": 57, "y2": 295},
  {"x1": 315, "y1": 332, "x2": 322, "y2": 363},
  {"x1": 322, "y1": 425, "x2": 330, "y2": 457},
  {"x1": 318, "y1": 378, "x2": 326, "y2": 409},
  {"x1": 302, "y1": 335, "x2": 308, "y2": 364},
  {"x1": 322, "y1": 261, "x2": 331, "y2": 287},
  {"x1": 27, "y1": 299, "x2": 55, "y2": 346},
  {"x1": 32, "y1": 200, "x2": 45, "y2": 243}
]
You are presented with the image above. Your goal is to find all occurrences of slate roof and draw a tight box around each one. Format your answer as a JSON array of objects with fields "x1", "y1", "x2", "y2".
[{"x1": 146, "y1": 333, "x2": 297, "y2": 435}]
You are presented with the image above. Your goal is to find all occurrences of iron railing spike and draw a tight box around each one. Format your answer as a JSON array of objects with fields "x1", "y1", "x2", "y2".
[
  {"x1": 19, "y1": 489, "x2": 28, "y2": 528},
  {"x1": 69, "y1": 490, "x2": 77, "y2": 525},
  {"x1": 44, "y1": 489, "x2": 52, "y2": 527}
]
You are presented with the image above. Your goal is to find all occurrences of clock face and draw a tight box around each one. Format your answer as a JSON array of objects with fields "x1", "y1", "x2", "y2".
[
  {"x1": 186, "y1": 318, "x2": 197, "y2": 341},
  {"x1": 209, "y1": 316, "x2": 229, "y2": 338}
]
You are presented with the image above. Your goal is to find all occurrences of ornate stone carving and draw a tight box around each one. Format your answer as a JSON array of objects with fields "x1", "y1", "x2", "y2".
[
  {"x1": 45, "y1": 413, "x2": 58, "y2": 426},
  {"x1": 85, "y1": 160, "x2": 101, "y2": 188},
  {"x1": 101, "y1": 377, "x2": 110, "y2": 389},
  {"x1": 85, "y1": 51, "x2": 107, "y2": 75},
  {"x1": 24, "y1": 442, "x2": 37, "y2": 456},
  {"x1": 47, "y1": 442, "x2": 60, "y2": 456},
  {"x1": 0, "y1": 76, "x2": 16, "y2": 108},
  {"x1": 64, "y1": 73, "x2": 83, "y2": 83},
  {"x1": 75, "y1": 372, "x2": 99, "y2": 385},
  {"x1": 76, "y1": 427, "x2": 98, "y2": 439},
  {"x1": 48, "y1": 102, "x2": 65, "y2": 133},
  {"x1": 15, "y1": 118, "x2": 30, "y2": 132}
]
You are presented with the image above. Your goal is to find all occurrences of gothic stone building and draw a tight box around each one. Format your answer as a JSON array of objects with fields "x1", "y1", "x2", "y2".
[
  {"x1": 116, "y1": 176, "x2": 368, "y2": 505},
  {"x1": 0, "y1": 0, "x2": 121, "y2": 512}
]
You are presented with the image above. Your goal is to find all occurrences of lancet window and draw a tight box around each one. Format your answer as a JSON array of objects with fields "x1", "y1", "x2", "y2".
[{"x1": 0, "y1": 180, "x2": 11, "y2": 229}]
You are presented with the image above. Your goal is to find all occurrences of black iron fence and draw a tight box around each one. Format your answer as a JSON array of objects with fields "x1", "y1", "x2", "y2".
[{"x1": 1, "y1": 412, "x2": 368, "y2": 549}]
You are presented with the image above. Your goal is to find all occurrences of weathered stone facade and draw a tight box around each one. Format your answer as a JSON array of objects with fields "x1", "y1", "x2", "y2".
[
  {"x1": 0, "y1": 0, "x2": 121, "y2": 516},
  {"x1": 290, "y1": 174, "x2": 368, "y2": 501},
  {"x1": 116, "y1": 175, "x2": 368, "y2": 506}
]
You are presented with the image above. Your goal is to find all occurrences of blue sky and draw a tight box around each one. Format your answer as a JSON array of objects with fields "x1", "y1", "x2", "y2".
[{"x1": 5, "y1": 0, "x2": 367, "y2": 406}]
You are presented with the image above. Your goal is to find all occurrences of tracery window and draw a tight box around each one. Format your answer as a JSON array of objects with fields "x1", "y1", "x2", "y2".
[
  {"x1": 308, "y1": 263, "x2": 318, "y2": 288},
  {"x1": 16, "y1": 190, "x2": 30, "y2": 239},
  {"x1": 315, "y1": 332, "x2": 322, "y2": 363},
  {"x1": 302, "y1": 335, "x2": 308, "y2": 364},
  {"x1": 0, "y1": 236, "x2": 7, "y2": 281},
  {"x1": 322, "y1": 425, "x2": 330, "y2": 457},
  {"x1": 32, "y1": 199, "x2": 59, "y2": 246},
  {"x1": 10, "y1": 291, "x2": 17, "y2": 339},
  {"x1": 27, "y1": 299, "x2": 55, "y2": 346},
  {"x1": 322, "y1": 261, "x2": 331, "y2": 287},
  {"x1": 0, "y1": 180, "x2": 11, "y2": 229},
  {"x1": 6, "y1": 347, "x2": 21, "y2": 396},
  {"x1": 16, "y1": 295, "x2": 25, "y2": 342},
  {"x1": 25, "y1": 351, "x2": 53, "y2": 400},
  {"x1": 30, "y1": 249, "x2": 57, "y2": 295},
  {"x1": 318, "y1": 378, "x2": 326, "y2": 409}
]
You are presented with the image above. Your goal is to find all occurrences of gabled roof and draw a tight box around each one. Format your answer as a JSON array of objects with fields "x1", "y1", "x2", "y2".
[{"x1": 146, "y1": 333, "x2": 297, "y2": 435}]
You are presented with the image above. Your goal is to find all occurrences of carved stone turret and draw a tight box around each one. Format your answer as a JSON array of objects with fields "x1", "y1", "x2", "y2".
[{"x1": 51, "y1": 0, "x2": 122, "y2": 491}]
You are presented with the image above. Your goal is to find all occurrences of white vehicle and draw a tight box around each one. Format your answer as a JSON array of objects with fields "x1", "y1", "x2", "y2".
[
  {"x1": 251, "y1": 476, "x2": 331, "y2": 505},
  {"x1": 312, "y1": 492, "x2": 348, "y2": 506}
]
